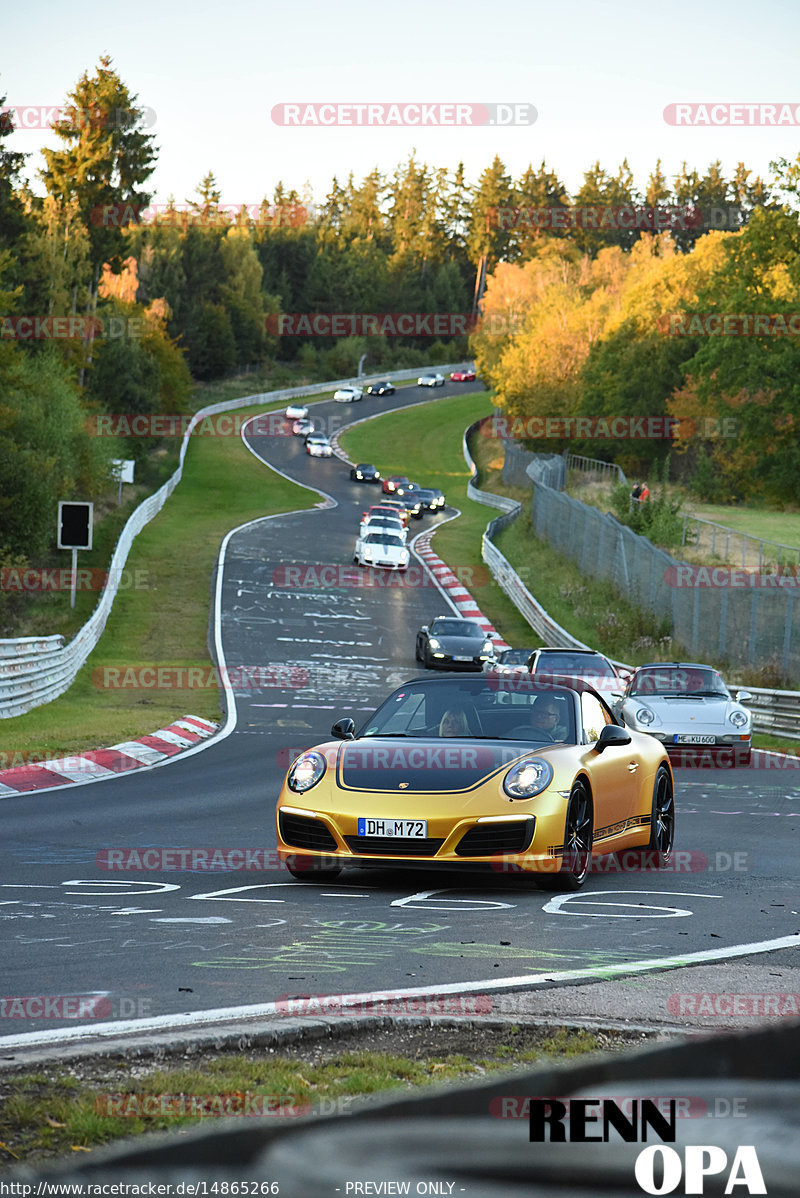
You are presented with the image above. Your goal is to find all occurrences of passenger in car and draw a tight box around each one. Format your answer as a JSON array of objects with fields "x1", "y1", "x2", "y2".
[{"x1": 439, "y1": 708, "x2": 470, "y2": 737}]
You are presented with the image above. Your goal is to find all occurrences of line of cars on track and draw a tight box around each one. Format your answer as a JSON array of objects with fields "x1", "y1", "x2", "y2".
[
  {"x1": 274, "y1": 385, "x2": 745, "y2": 889},
  {"x1": 483, "y1": 646, "x2": 753, "y2": 765},
  {"x1": 417, "y1": 366, "x2": 477, "y2": 387},
  {"x1": 350, "y1": 466, "x2": 446, "y2": 570}
]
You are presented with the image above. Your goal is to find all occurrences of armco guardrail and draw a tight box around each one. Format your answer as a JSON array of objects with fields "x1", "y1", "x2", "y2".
[
  {"x1": 741, "y1": 687, "x2": 800, "y2": 739},
  {"x1": 0, "y1": 365, "x2": 461, "y2": 719},
  {"x1": 463, "y1": 418, "x2": 800, "y2": 737},
  {"x1": 463, "y1": 419, "x2": 592, "y2": 652}
]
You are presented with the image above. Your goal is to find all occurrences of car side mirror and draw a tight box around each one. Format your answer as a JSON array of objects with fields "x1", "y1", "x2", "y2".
[
  {"x1": 609, "y1": 691, "x2": 624, "y2": 702},
  {"x1": 594, "y1": 724, "x2": 632, "y2": 752},
  {"x1": 331, "y1": 718, "x2": 355, "y2": 740},
  {"x1": 735, "y1": 690, "x2": 752, "y2": 703},
  {"x1": 420, "y1": 625, "x2": 429, "y2": 635}
]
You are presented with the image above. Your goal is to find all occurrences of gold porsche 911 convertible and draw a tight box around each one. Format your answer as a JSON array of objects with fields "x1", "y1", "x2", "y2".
[{"x1": 275, "y1": 674, "x2": 675, "y2": 889}]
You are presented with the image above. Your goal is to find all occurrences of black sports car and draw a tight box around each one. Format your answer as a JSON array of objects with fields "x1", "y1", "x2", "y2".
[
  {"x1": 393, "y1": 482, "x2": 425, "y2": 517},
  {"x1": 350, "y1": 463, "x2": 381, "y2": 482},
  {"x1": 365, "y1": 381, "x2": 396, "y2": 396},
  {"x1": 416, "y1": 617, "x2": 496, "y2": 670},
  {"x1": 411, "y1": 488, "x2": 440, "y2": 513}
]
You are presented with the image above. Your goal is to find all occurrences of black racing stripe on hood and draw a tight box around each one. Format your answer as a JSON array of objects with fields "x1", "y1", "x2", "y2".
[{"x1": 337, "y1": 738, "x2": 538, "y2": 793}]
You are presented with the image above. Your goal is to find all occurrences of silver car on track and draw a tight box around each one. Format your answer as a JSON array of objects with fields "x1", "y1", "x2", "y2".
[{"x1": 612, "y1": 662, "x2": 753, "y2": 764}]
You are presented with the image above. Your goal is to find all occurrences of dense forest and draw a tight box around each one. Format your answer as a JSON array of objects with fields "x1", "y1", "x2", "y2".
[{"x1": 2, "y1": 57, "x2": 800, "y2": 569}]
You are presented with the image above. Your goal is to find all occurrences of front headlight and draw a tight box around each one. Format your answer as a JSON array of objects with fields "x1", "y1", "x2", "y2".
[
  {"x1": 729, "y1": 710, "x2": 748, "y2": 728},
  {"x1": 503, "y1": 758, "x2": 553, "y2": 800},
  {"x1": 287, "y1": 751, "x2": 327, "y2": 793},
  {"x1": 399, "y1": 550, "x2": 409, "y2": 564},
  {"x1": 483, "y1": 641, "x2": 494, "y2": 654},
  {"x1": 635, "y1": 707, "x2": 655, "y2": 726},
  {"x1": 428, "y1": 637, "x2": 441, "y2": 650}
]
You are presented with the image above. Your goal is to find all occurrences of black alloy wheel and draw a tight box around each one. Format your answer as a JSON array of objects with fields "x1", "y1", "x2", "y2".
[{"x1": 538, "y1": 782, "x2": 593, "y2": 891}]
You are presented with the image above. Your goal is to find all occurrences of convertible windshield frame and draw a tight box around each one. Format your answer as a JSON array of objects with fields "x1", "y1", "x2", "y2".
[{"x1": 354, "y1": 677, "x2": 582, "y2": 744}]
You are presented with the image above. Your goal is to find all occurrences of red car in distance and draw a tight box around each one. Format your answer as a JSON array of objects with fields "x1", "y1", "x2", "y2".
[
  {"x1": 450, "y1": 367, "x2": 476, "y2": 382},
  {"x1": 382, "y1": 474, "x2": 409, "y2": 494},
  {"x1": 362, "y1": 503, "x2": 409, "y2": 527}
]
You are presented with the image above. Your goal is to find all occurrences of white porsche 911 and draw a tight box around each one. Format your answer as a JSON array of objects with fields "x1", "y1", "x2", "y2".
[{"x1": 353, "y1": 531, "x2": 410, "y2": 571}]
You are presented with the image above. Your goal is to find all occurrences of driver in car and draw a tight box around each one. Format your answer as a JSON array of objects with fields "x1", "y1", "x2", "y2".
[{"x1": 529, "y1": 699, "x2": 562, "y2": 738}]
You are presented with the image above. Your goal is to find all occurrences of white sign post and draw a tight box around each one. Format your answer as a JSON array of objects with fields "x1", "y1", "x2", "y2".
[{"x1": 111, "y1": 459, "x2": 135, "y2": 505}]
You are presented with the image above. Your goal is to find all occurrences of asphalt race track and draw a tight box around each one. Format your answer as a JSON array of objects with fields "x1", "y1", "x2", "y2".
[{"x1": 2, "y1": 382, "x2": 799, "y2": 1043}]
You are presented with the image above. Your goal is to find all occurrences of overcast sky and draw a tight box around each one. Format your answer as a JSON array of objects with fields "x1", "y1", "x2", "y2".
[{"x1": 4, "y1": 0, "x2": 799, "y2": 208}]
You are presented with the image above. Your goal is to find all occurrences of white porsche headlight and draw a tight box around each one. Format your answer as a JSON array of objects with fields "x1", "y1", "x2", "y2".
[
  {"x1": 503, "y1": 758, "x2": 553, "y2": 800},
  {"x1": 729, "y1": 710, "x2": 748, "y2": 728},
  {"x1": 287, "y1": 751, "x2": 327, "y2": 793},
  {"x1": 635, "y1": 707, "x2": 655, "y2": 726},
  {"x1": 428, "y1": 637, "x2": 441, "y2": 650}
]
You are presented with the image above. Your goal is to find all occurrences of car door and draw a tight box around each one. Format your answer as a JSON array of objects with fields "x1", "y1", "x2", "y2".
[{"x1": 580, "y1": 691, "x2": 640, "y2": 838}]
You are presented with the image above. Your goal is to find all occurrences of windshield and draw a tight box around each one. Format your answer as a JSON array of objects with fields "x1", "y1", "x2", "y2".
[
  {"x1": 630, "y1": 668, "x2": 729, "y2": 697},
  {"x1": 365, "y1": 533, "x2": 404, "y2": 546},
  {"x1": 499, "y1": 649, "x2": 535, "y2": 665},
  {"x1": 431, "y1": 620, "x2": 484, "y2": 638},
  {"x1": 358, "y1": 678, "x2": 577, "y2": 744},
  {"x1": 534, "y1": 653, "x2": 616, "y2": 679}
]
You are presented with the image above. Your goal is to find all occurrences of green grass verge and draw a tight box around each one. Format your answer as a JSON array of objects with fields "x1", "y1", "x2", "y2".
[
  {"x1": 2, "y1": 401, "x2": 315, "y2": 763},
  {"x1": 0, "y1": 1029, "x2": 607, "y2": 1170},
  {"x1": 684, "y1": 502, "x2": 800, "y2": 548}
]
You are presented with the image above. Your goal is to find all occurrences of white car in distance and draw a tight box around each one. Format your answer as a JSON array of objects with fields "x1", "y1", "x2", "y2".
[
  {"x1": 305, "y1": 434, "x2": 332, "y2": 458},
  {"x1": 353, "y1": 531, "x2": 409, "y2": 571},
  {"x1": 417, "y1": 373, "x2": 445, "y2": 387},
  {"x1": 285, "y1": 403, "x2": 308, "y2": 419},
  {"x1": 358, "y1": 516, "x2": 407, "y2": 543},
  {"x1": 333, "y1": 386, "x2": 363, "y2": 403}
]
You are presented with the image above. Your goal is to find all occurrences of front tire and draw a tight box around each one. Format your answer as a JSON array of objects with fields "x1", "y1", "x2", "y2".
[
  {"x1": 647, "y1": 763, "x2": 675, "y2": 863},
  {"x1": 538, "y1": 782, "x2": 593, "y2": 891}
]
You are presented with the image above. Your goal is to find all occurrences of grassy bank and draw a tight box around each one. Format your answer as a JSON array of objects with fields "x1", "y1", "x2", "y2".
[
  {"x1": 2, "y1": 401, "x2": 314, "y2": 761},
  {"x1": 0, "y1": 1026, "x2": 629, "y2": 1170}
]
